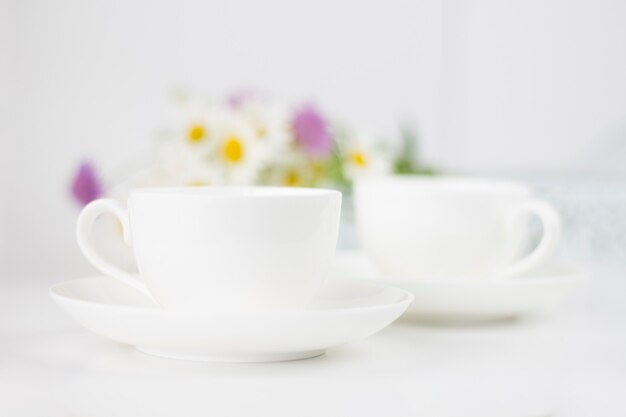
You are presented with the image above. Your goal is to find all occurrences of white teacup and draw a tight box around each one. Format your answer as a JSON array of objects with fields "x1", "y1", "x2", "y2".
[
  {"x1": 77, "y1": 187, "x2": 342, "y2": 311},
  {"x1": 355, "y1": 176, "x2": 561, "y2": 281}
]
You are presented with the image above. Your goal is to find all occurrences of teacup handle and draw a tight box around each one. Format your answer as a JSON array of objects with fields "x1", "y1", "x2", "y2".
[
  {"x1": 76, "y1": 199, "x2": 152, "y2": 298},
  {"x1": 500, "y1": 199, "x2": 562, "y2": 279}
]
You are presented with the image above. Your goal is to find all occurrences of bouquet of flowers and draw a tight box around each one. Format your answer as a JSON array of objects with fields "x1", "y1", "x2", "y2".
[{"x1": 71, "y1": 91, "x2": 431, "y2": 206}]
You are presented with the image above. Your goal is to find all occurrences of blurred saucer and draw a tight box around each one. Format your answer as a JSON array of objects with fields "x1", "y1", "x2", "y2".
[
  {"x1": 331, "y1": 251, "x2": 586, "y2": 321},
  {"x1": 382, "y1": 265, "x2": 586, "y2": 321},
  {"x1": 50, "y1": 276, "x2": 412, "y2": 362}
]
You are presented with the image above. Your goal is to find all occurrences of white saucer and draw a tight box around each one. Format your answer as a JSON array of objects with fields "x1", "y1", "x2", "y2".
[
  {"x1": 50, "y1": 276, "x2": 412, "y2": 362},
  {"x1": 387, "y1": 264, "x2": 587, "y2": 321}
]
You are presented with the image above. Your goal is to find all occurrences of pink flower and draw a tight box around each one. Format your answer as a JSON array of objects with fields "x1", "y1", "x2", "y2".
[
  {"x1": 292, "y1": 104, "x2": 332, "y2": 157},
  {"x1": 226, "y1": 89, "x2": 261, "y2": 109},
  {"x1": 71, "y1": 162, "x2": 102, "y2": 206}
]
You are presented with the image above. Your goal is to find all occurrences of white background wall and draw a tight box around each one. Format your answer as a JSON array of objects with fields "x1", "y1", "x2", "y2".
[
  {"x1": 2, "y1": 0, "x2": 626, "y2": 280},
  {"x1": 1, "y1": 1, "x2": 11, "y2": 276},
  {"x1": 445, "y1": 0, "x2": 626, "y2": 172}
]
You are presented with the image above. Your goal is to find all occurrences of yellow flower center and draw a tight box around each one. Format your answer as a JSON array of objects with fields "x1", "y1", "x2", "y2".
[
  {"x1": 222, "y1": 137, "x2": 244, "y2": 163},
  {"x1": 351, "y1": 151, "x2": 368, "y2": 167},
  {"x1": 284, "y1": 171, "x2": 300, "y2": 187},
  {"x1": 188, "y1": 124, "x2": 206, "y2": 143}
]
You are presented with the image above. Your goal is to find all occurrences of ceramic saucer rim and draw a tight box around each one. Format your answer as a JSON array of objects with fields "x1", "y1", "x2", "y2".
[
  {"x1": 50, "y1": 276, "x2": 414, "y2": 317},
  {"x1": 373, "y1": 267, "x2": 589, "y2": 289}
]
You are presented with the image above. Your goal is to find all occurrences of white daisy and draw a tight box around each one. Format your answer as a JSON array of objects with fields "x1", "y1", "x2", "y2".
[
  {"x1": 211, "y1": 109, "x2": 264, "y2": 185},
  {"x1": 156, "y1": 98, "x2": 224, "y2": 186},
  {"x1": 342, "y1": 130, "x2": 393, "y2": 180},
  {"x1": 153, "y1": 138, "x2": 217, "y2": 186},
  {"x1": 263, "y1": 151, "x2": 318, "y2": 187},
  {"x1": 167, "y1": 97, "x2": 218, "y2": 152},
  {"x1": 237, "y1": 98, "x2": 292, "y2": 163}
]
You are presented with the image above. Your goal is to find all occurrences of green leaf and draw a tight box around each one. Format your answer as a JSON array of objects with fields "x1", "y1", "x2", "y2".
[{"x1": 393, "y1": 126, "x2": 436, "y2": 175}]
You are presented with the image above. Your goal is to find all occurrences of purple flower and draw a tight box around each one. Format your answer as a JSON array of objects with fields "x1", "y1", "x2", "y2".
[
  {"x1": 71, "y1": 162, "x2": 102, "y2": 206},
  {"x1": 226, "y1": 89, "x2": 260, "y2": 108},
  {"x1": 292, "y1": 104, "x2": 332, "y2": 157}
]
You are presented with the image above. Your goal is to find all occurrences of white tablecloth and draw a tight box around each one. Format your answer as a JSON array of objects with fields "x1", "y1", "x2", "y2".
[{"x1": 1, "y1": 262, "x2": 625, "y2": 416}]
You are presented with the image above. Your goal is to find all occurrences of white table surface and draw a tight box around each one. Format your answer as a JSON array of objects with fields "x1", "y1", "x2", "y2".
[{"x1": 1, "y1": 255, "x2": 625, "y2": 417}]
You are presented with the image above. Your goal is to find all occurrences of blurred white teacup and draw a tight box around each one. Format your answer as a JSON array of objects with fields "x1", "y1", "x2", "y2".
[
  {"x1": 355, "y1": 176, "x2": 561, "y2": 281},
  {"x1": 77, "y1": 187, "x2": 342, "y2": 311}
]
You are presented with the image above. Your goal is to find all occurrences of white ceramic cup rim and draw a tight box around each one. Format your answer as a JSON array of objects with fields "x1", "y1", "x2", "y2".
[{"x1": 355, "y1": 175, "x2": 532, "y2": 195}]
